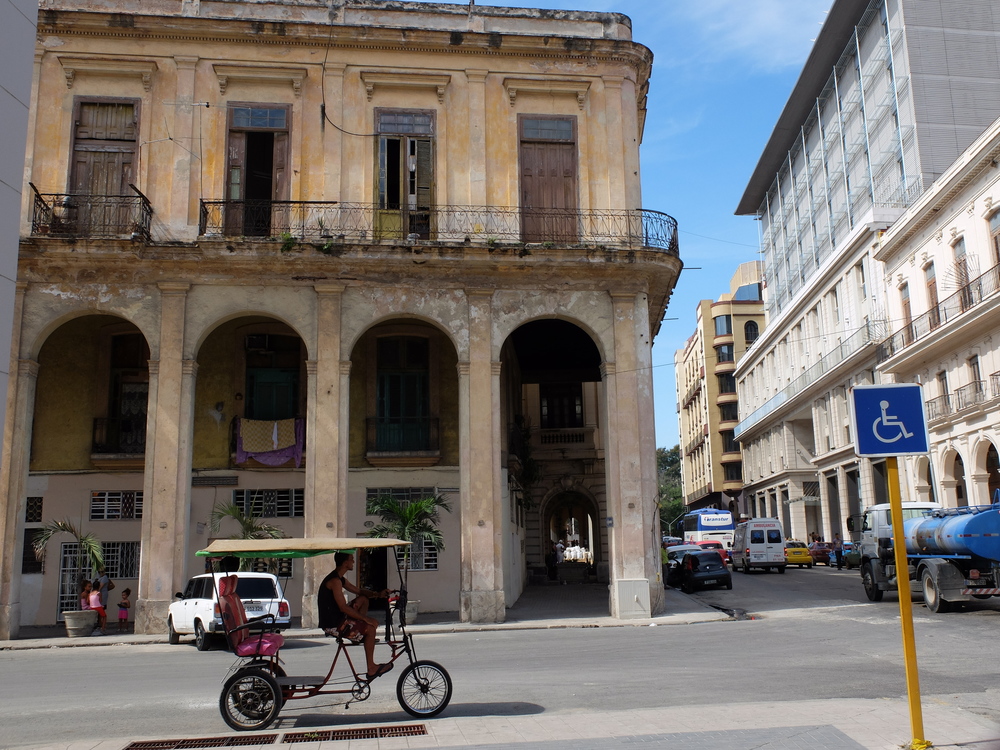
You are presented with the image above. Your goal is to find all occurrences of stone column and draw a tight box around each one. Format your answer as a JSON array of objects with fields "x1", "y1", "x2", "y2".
[
  {"x1": 603, "y1": 292, "x2": 658, "y2": 618},
  {"x1": 458, "y1": 290, "x2": 504, "y2": 622},
  {"x1": 136, "y1": 282, "x2": 191, "y2": 634},
  {"x1": 0, "y1": 356, "x2": 38, "y2": 640},
  {"x1": 466, "y1": 69, "x2": 488, "y2": 206},
  {"x1": 601, "y1": 76, "x2": 627, "y2": 210},
  {"x1": 172, "y1": 56, "x2": 199, "y2": 233},
  {"x1": 301, "y1": 284, "x2": 344, "y2": 628}
]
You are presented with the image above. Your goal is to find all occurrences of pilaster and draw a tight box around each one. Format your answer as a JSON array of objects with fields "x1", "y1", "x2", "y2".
[{"x1": 172, "y1": 56, "x2": 199, "y2": 231}]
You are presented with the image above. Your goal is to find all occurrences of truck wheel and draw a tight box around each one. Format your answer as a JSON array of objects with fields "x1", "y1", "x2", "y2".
[
  {"x1": 863, "y1": 563, "x2": 883, "y2": 602},
  {"x1": 777, "y1": 565, "x2": 786, "y2": 575},
  {"x1": 921, "y1": 570, "x2": 951, "y2": 613}
]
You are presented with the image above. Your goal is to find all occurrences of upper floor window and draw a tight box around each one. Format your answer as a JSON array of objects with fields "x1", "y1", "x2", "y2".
[
  {"x1": 714, "y1": 315, "x2": 732, "y2": 336},
  {"x1": 376, "y1": 109, "x2": 434, "y2": 240},
  {"x1": 744, "y1": 320, "x2": 759, "y2": 344},
  {"x1": 540, "y1": 382, "x2": 584, "y2": 429},
  {"x1": 90, "y1": 490, "x2": 143, "y2": 520},
  {"x1": 715, "y1": 344, "x2": 734, "y2": 363},
  {"x1": 225, "y1": 103, "x2": 291, "y2": 236},
  {"x1": 519, "y1": 115, "x2": 578, "y2": 242},
  {"x1": 990, "y1": 211, "x2": 1000, "y2": 266},
  {"x1": 721, "y1": 430, "x2": 738, "y2": 453},
  {"x1": 717, "y1": 373, "x2": 737, "y2": 394},
  {"x1": 375, "y1": 336, "x2": 431, "y2": 451},
  {"x1": 719, "y1": 402, "x2": 739, "y2": 422},
  {"x1": 244, "y1": 333, "x2": 302, "y2": 421},
  {"x1": 233, "y1": 488, "x2": 304, "y2": 518}
]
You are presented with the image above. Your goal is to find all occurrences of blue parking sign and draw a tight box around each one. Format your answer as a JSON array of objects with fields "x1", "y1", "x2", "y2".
[{"x1": 850, "y1": 384, "x2": 929, "y2": 457}]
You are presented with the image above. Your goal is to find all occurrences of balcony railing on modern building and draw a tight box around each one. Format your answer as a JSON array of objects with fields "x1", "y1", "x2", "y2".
[
  {"x1": 734, "y1": 319, "x2": 889, "y2": 439},
  {"x1": 366, "y1": 417, "x2": 439, "y2": 454},
  {"x1": 877, "y1": 262, "x2": 1000, "y2": 363},
  {"x1": 30, "y1": 184, "x2": 152, "y2": 242},
  {"x1": 198, "y1": 200, "x2": 679, "y2": 253},
  {"x1": 92, "y1": 417, "x2": 146, "y2": 455}
]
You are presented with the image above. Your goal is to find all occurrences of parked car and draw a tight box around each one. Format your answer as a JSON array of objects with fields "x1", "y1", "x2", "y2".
[
  {"x1": 785, "y1": 540, "x2": 813, "y2": 568},
  {"x1": 695, "y1": 539, "x2": 730, "y2": 564},
  {"x1": 678, "y1": 550, "x2": 733, "y2": 594},
  {"x1": 664, "y1": 544, "x2": 702, "y2": 587},
  {"x1": 167, "y1": 572, "x2": 290, "y2": 651},
  {"x1": 808, "y1": 541, "x2": 834, "y2": 565},
  {"x1": 843, "y1": 541, "x2": 860, "y2": 569}
]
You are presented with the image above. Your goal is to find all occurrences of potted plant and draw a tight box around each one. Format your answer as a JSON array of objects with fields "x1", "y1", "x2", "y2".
[
  {"x1": 365, "y1": 493, "x2": 452, "y2": 623},
  {"x1": 32, "y1": 519, "x2": 104, "y2": 637}
]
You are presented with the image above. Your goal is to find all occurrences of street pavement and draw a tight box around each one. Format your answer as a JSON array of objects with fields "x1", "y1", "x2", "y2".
[{"x1": 3, "y1": 584, "x2": 998, "y2": 750}]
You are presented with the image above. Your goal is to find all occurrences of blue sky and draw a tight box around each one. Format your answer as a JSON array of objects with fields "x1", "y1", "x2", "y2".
[{"x1": 422, "y1": 0, "x2": 833, "y2": 446}]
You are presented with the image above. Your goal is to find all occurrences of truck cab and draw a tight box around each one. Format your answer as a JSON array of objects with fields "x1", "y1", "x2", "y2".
[{"x1": 855, "y1": 501, "x2": 939, "y2": 603}]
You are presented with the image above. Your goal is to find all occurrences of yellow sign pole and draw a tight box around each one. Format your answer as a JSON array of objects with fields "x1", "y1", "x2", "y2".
[{"x1": 886, "y1": 456, "x2": 932, "y2": 750}]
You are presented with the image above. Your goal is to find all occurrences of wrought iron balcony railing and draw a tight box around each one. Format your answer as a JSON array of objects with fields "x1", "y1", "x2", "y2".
[
  {"x1": 92, "y1": 417, "x2": 146, "y2": 455},
  {"x1": 925, "y1": 395, "x2": 951, "y2": 421},
  {"x1": 198, "y1": 200, "x2": 679, "y2": 253},
  {"x1": 953, "y1": 381, "x2": 986, "y2": 411},
  {"x1": 877, "y1": 262, "x2": 1000, "y2": 363},
  {"x1": 366, "y1": 417, "x2": 440, "y2": 454},
  {"x1": 30, "y1": 184, "x2": 152, "y2": 242}
]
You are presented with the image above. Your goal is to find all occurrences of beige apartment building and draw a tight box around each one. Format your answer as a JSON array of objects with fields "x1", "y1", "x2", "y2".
[
  {"x1": 675, "y1": 263, "x2": 764, "y2": 517},
  {"x1": 735, "y1": 0, "x2": 1000, "y2": 543},
  {"x1": 0, "y1": 0, "x2": 681, "y2": 638},
  {"x1": 875, "y1": 115, "x2": 1000, "y2": 507}
]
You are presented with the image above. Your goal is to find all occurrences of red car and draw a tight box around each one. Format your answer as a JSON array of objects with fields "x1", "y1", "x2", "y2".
[
  {"x1": 695, "y1": 540, "x2": 730, "y2": 564},
  {"x1": 808, "y1": 541, "x2": 834, "y2": 565}
]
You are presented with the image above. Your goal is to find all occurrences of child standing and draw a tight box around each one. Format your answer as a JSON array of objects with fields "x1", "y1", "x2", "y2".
[{"x1": 118, "y1": 588, "x2": 132, "y2": 632}]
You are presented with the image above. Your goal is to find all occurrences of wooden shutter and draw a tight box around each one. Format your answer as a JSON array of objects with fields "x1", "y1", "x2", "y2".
[
  {"x1": 414, "y1": 138, "x2": 433, "y2": 210},
  {"x1": 272, "y1": 132, "x2": 289, "y2": 200}
]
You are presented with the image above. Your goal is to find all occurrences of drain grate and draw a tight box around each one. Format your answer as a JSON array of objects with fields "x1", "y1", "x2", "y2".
[
  {"x1": 283, "y1": 725, "x2": 427, "y2": 743},
  {"x1": 126, "y1": 736, "x2": 277, "y2": 749}
]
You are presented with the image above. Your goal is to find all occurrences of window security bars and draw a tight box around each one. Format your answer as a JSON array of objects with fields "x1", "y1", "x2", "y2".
[
  {"x1": 199, "y1": 201, "x2": 678, "y2": 253},
  {"x1": 91, "y1": 491, "x2": 143, "y2": 520},
  {"x1": 365, "y1": 487, "x2": 439, "y2": 571},
  {"x1": 233, "y1": 489, "x2": 304, "y2": 518}
]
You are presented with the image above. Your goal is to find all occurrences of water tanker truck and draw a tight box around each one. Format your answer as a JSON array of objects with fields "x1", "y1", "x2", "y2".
[{"x1": 854, "y1": 500, "x2": 1000, "y2": 613}]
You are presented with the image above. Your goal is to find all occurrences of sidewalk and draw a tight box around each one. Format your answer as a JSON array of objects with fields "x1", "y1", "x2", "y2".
[{"x1": 4, "y1": 585, "x2": 998, "y2": 750}]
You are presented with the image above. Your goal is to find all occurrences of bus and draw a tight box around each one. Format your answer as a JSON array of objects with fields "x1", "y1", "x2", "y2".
[{"x1": 681, "y1": 509, "x2": 735, "y2": 546}]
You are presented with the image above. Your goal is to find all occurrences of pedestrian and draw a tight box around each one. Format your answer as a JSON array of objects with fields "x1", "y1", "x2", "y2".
[
  {"x1": 80, "y1": 580, "x2": 93, "y2": 611},
  {"x1": 545, "y1": 541, "x2": 557, "y2": 581},
  {"x1": 95, "y1": 566, "x2": 114, "y2": 610},
  {"x1": 833, "y1": 533, "x2": 844, "y2": 570},
  {"x1": 89, "y1": 579, "x2": 107, "y2": 635},
  {"x1": 118, "y1": 588, "x2": 132, "y2": 632},
  {"x1": 554, "y1": 539, "x2": 566, "y2": 584}
]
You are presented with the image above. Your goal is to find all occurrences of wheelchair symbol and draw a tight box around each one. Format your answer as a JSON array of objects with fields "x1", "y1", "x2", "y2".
[{"x1": 872, "y1": 400, "x2": 914, "y2": 443}]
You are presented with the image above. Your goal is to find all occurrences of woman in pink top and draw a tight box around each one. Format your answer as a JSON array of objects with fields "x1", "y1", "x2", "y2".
[{"x1": 88, "y1": 580, "x2": 107, "y2": 634}]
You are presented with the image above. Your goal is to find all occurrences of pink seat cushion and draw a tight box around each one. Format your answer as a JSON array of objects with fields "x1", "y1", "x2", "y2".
[{"x1": 233, "y1": 632, "x2": 285, "y2": 657}]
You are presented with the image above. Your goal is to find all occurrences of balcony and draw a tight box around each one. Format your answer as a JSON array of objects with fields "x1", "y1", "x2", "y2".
[
  {"x1": 30, "y1": 184, "x2": 152, "y2": 242},
  {"x1": 735, "y1": 320, "x2": 888, "y2": 439},
  {"x1": 365, "y1": 417, "x2": 440, "y2": 467},
  {"x1": 925, "y1": 395, "x2": 951, "y2": 421},
  {"x1": 953, "y1": 381, "x2": 986, "y2": 412},
  {"x1": 198, "y1": 200, "x2": 679, "y2": 253},
  {"x1": 92, "y1": 417, "x2": 146, "y2": 455},
  {"x1": 877, "y1": 262, "x2": 1000, "y2": 363}
]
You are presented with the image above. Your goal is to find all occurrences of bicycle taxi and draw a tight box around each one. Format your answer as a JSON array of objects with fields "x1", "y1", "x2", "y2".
[{"x1": 195, "y1": 537, "x2": 453, "y2": 731}]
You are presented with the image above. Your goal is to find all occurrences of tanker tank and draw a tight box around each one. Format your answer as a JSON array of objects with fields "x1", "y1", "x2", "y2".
[{"x1": 903, "y1": 502, "x2": 1000, "y2": 561}]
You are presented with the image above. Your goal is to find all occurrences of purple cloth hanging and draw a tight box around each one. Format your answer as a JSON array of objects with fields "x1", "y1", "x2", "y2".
[{"x1": 236, "y1": 417, "x2": 305, "y2": 467}]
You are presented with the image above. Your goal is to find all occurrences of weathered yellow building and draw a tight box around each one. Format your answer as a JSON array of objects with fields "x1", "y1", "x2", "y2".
[{"x1": 0, "y1": 0, "x2": 680, "y2": 638}]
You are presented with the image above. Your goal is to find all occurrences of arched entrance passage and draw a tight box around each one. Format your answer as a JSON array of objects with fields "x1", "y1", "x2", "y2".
[
  {"x1": 500, "y1": 319, "x2": 606, "y2": 591},
  {"x1": 987, "y1": 444, "x2": 1000, "y2": 501},
  {"x1": 544, "y1": 491, "x2": 600, "y2": 565}
]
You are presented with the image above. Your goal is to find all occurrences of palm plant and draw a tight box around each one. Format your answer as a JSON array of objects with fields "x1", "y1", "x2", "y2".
[
  {"x1": 209, "y1": 502, "x2": 286, "y2": 572},
  {"x1": 365, "y1": 493, "x2": 452, "y2": 589},
  {"x1": 32, "y1": 519, "x2": 104, "y2": 584}
]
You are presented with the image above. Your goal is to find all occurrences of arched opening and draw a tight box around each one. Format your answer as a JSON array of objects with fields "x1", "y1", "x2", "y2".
[
  {"x1": 346, "y1": 319, "x2": 461, "y2": 614},
  {"x1": 545, "y1": 491, "x2": 599, "y2": 579},
  {"x1": 501, "y1": 319, "x2": 605, "y2": 594},
  {"x1": 28, "y1": 315, "x2": 150, "y2": 624},
  {"x1": 952, "y1": 453, "x2": 969, "y2": 507},
  {"x1": 986, "y1": 444, "x2": 1000, "y2": 502}
]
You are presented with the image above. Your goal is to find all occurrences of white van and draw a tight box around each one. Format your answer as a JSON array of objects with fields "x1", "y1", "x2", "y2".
[{"x1": 731, "y1": 518, "x2": 787, "y2": 573}]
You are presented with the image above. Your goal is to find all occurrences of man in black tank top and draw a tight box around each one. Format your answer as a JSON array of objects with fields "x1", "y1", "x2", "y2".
[{"x1": 318, "y1": 551, "x2": 392, "y2": 680}]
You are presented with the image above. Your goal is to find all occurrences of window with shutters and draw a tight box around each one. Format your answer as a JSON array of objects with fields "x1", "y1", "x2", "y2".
[
  {"x1": 375, "y1": 109, "x2": 434, "y2": 240},
  {"x1": 518, "y1": 115, "x2": 578, "y2": 242},
  {"x1": 67, "y1": 99, "x2": 139, "y2": 235},
  {"x1": 225, "y1": 104, "x2": 291, "y2": 237}
]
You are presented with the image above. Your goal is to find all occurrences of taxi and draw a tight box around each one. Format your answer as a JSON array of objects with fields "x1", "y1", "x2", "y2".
[{"x1": 784, "y1": 540, "x2": 813, "y2": 568}]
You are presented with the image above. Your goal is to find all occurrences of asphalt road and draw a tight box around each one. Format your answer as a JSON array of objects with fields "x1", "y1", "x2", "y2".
[{"x1": 1, "y1": 568, "x2": 997, "y2": 748}]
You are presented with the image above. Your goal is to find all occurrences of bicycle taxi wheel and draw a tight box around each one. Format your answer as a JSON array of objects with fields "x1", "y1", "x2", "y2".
[
  {"x1": 220, "y1": 668, "x2": 282, "y2": 731},
  {"x1": 396, "y1": 660, "x2": 452, "y2": 718}
]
